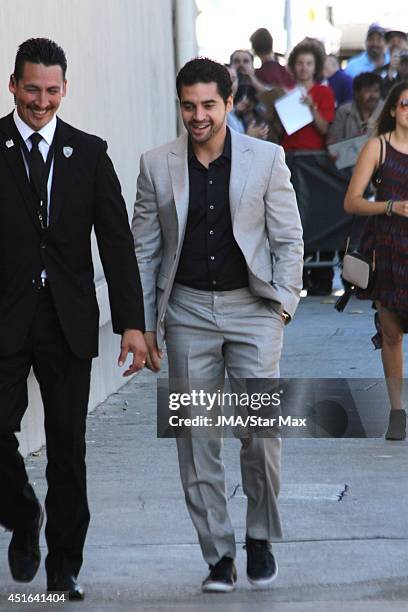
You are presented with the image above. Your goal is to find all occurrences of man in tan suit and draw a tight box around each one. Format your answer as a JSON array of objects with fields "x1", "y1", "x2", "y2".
[{"x1": 132, "y1": 58, "x2": 303, "y2": 592}]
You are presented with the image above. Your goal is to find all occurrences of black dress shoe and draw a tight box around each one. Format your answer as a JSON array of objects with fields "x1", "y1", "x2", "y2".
[
  {"x1": 202, "y1": 556, "x2": 237, "y2": 593},
  {"x1": 8, "y1": 505, "x2": 44, "y2": 582},
  {"x1": 245, "y1": 535, "x2": 278, "y2": 589},
  {"x1": 47, "y1": 575, "x2": 85, "y2": 601}
]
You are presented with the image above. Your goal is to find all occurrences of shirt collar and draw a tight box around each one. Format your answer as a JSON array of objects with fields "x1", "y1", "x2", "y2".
[
  {"x1": 363, "y1": 50, "x2": 390, "y2": 67},
  {"x1": 13, "y1": 109, "x2": 57, "y2": 146},
  {"x1": 222, "y1": 126, "x2": 231, "y2": 160},
  {"x1": 188, "y1": 126, "x2": 231, "y2": 163}
]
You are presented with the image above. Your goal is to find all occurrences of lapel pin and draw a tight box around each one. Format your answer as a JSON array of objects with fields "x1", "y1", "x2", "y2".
[
  {"x1": 63, "y1": 146, "x2": 73, "y2": 158},
  {"x1": 6, "y1": 139, "x2": 14, "y2": 148}
]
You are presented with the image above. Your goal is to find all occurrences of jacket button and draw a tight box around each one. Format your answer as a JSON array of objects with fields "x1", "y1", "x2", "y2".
[{"x1": 40, "y1": 243, "x2": 47, "y2": 249}]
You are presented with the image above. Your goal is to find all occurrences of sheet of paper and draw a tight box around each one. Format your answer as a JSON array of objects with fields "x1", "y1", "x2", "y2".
[
  {"x1": 327, "y1": 134, "x2": 369, "y2": 169},
  {"x1": 274, "y1": 87, "x2": 313, "y2": 135}
]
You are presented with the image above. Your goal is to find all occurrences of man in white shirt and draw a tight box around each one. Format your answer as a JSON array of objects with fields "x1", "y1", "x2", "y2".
[{"x1": 0, "y1": 37, "x2": 146, "y2": 600}]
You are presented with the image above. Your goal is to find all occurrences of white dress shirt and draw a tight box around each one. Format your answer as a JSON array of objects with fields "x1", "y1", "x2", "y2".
[{"x1": 13, "y1": 109, "x2": 57, "y2": 278}]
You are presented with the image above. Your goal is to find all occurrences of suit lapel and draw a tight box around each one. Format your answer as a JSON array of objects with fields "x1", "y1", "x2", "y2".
[
  {"x1": 166, "y1": 131, "x2": 253, "y2": 239},
  {"x1": 48, "y1": 118, "x2": 75, "y2": 228},
  {"x1": 167, "y1": 134, "x2": 189, "y2": 244},
  {"x1": 229, "y1": 130, "x2": 253, "y2": 224},
  {"x1": 0, "y1": 113, "x2": 42, "y2": 233}
]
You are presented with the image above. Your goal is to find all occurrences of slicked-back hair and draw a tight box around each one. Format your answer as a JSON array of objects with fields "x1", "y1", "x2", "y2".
[
  {"x1": 176, "y1": 58, "x2": 232, "y2": 104},
  {"x1": 14, "y1": 38, "x2": 67, "y2": 82},
  {"x1": 250, "y1": 28, "x2": 273, "y2": 56},
  {"x1": 288, "y1": 41, "x2": 325, "y2": 82},
  {"x1": 353, "y1": 71, "x2": 383, "y2": 94},
  {"x1": 376, "y1": 81, "x2": 408, "y2": 135}
]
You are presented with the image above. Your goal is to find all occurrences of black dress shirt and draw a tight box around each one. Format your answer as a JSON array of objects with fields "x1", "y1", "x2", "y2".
[{"x1": 175, "y1": 128, "x2": 248, "y2": 291}]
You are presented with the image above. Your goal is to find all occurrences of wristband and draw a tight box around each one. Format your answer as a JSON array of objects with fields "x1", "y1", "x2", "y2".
[{"x1": 385, "y1": 199, "x2": 394, "y2": 216}]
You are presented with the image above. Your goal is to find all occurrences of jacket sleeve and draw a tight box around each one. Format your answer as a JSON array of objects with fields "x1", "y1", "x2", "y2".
[
  {"x1": 264, "y1": 146, "x2": 304, "y2": 318},
  {"x1": 131, "y1": 153, "x2": 162, "y2": 331},
  {"x1": 93, "y1": 141, "x2": 145, "y2": 334},
  {"x1": 327, "y1": 105, "x2": 346, "y2": 145}
]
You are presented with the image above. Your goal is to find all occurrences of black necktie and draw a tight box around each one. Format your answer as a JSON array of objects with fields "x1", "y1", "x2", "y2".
[{"x1": 28, "y1": 132, "x2": 45, "y2": 199}]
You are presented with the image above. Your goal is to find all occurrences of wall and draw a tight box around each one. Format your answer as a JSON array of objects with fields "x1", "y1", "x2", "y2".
[{"x1": 0, "y1": 0, "x2": 178, "y2": 456}]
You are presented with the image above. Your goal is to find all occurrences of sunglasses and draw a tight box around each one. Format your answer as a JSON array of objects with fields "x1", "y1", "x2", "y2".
[{"x1": 397, "y1": 98, "x2": 408, "y2": 109}]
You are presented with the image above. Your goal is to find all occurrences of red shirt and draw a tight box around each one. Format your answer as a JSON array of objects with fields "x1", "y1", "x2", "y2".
[
  {"x1": 255, "y1": 60, "x2": 295, "y2": 90},
  {"x1": 282, "y1": 83, "x2": 335, "y2": 151}
]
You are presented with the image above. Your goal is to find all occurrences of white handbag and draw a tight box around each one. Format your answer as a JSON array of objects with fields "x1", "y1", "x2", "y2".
[{"x1": 341, "y1": 249, "x2": 373, "y2": 290}]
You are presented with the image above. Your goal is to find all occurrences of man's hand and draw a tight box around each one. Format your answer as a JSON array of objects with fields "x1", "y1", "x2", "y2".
[
  {"x1": 118, "y1": 329, "x2": 148, "y2": 377},
  {"x1": 144, "y1": 331, "x2": 163, "y2": 373},
  {"x1": 237, "y1": 62, "x2": 255, "y2": 79}
]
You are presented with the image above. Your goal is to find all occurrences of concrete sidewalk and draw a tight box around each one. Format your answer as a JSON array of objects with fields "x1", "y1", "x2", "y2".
[{"x1": 1, "y1": 294, "x2": 407, "y2": 611}]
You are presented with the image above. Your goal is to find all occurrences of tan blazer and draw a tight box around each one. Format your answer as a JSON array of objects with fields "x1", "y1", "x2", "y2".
[{"x1": 132, "y1": 129, "x2": 303, "y2": 349}]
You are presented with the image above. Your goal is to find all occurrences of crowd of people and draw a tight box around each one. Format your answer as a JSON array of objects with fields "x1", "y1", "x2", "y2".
[
  {"x1": 226, "y1": 24, "x2": 408, "y2": 147},
  {"x1": 225, "y1": 24, "x2": 408, "y2": 296},
  {"x1": 224, "y1": 25, "x2": 408, "y2": 444}
]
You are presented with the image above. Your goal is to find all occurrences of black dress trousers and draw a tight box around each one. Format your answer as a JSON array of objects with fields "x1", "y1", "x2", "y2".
[{"x1": 0, "y1": 286, "x2": 92, "y2": 578}]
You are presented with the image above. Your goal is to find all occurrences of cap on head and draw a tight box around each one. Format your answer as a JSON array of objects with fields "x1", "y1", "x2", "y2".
[
  {"x1": 366, "y1": 23, "x2": 386, "y2": 39},
  {"x1": 385, "y1": 29, "x2": 408, "y2": 42}
]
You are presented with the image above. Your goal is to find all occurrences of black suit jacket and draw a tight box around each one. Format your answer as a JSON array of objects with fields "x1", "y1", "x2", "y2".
[{"x1": 0, "y1": 112, "x2": 145, "y2": 358}]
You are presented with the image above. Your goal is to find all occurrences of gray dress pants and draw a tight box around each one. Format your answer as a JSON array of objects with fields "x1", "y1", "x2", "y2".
[{"x1": 165, "y1": 284, "x2": 284, "y2": 566}]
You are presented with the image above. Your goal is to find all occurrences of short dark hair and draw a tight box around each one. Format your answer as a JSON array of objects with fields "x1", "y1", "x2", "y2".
[
  {"x1": 250, "y1": 28, "x2": 273, "y2": 56},
  {"x1": 176, "y1": 57, "x2": 232, "y2": 104},
  {"x1": 353, "y1": 72, "x2": 383, "y2": 94},
  {"x1": 288, "y1": 42, "x2": 325, "y2": 81},
  {"x1": 14, "y1": 38, "x2": 67, "y2": 81},
  {"x1": 376, "y1": 81, "x2": 408, "y2": 135}
]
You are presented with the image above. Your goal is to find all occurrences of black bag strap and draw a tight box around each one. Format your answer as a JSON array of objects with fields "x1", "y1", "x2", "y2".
[
  {"x1": 344, "y1": 135, "x2": 385, "y2": 254},
  {"x1": 373, "y1": 134, "x2": 385, "y2": 186},
  {"x1": 336, "y1": 136, "x2": 386, "y2": 313}
]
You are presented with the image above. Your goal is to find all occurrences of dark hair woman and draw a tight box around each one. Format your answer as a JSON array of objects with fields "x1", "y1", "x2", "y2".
[{"x1": 345, "y1": 81, "x2": 408, "y2": 440}]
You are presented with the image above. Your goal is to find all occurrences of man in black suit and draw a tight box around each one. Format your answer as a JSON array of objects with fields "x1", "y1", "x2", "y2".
[{"x1": 0, "y1": 38, "x2": 147, "y2": 599}]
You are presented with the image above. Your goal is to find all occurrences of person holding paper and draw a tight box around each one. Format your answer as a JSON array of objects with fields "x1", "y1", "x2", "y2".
[
  {"x1": 281, "y1": 41, "x2": 335, "y2": 151},
  {"x1": 281, "y1": 41, "x2": 335, "y2": 296}
]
